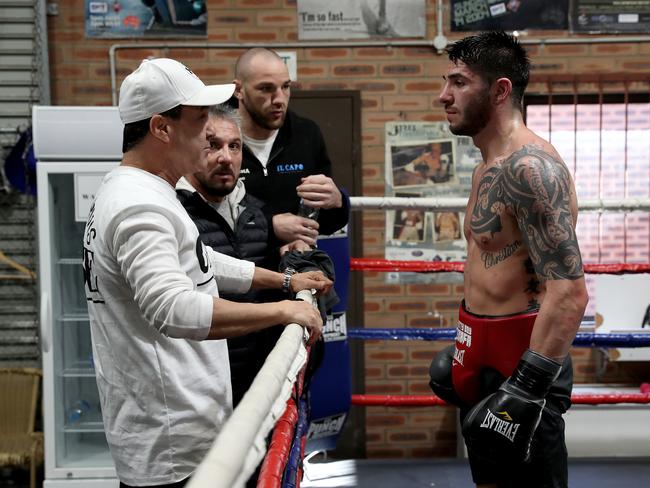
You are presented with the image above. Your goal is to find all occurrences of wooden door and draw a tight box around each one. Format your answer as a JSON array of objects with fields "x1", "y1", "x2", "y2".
[{"x1": 290, "y1": 90, "x2": 365, "y2": 457}]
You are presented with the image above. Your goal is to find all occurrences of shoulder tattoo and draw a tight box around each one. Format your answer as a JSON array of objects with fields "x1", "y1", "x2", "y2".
[{"x1": 502, "y1": 145, "x2": 584, "y2": 281}]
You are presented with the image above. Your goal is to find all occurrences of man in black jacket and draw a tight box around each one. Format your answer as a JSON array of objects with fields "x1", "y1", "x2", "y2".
[
  {"x1": 233, "y1": 48, "x2": 350, "y2": 247},
  {"x1": 176, "y1": 104, "x2": 297, "y2": 407}
]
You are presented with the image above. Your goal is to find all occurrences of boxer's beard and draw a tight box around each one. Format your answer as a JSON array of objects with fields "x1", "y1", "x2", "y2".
[
  {"x1": 240, "y1": 94, "x2": 286, "y2": 131},
  {"x1": 449, "y1": 89, "x2": 491, "y2": 137}
]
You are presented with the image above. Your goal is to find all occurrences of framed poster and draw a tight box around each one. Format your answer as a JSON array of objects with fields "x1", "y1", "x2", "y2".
[
  {"x1": 572, "y1": 0, "x2": 650, "y2": 33},
  {"x1": 86, "y1": 0, "x2": 207, "y2": 38},
  {"x1": 297, "y1": 0, "x2": 426, "y2": 39},
  {"x1": 451, "y1": 0, "x2": 568, "y2": 31}
]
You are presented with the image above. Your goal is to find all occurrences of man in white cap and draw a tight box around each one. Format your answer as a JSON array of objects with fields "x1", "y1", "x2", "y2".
[{"x1": 82, "y1": 58, "x2": 331, "y2": 488}]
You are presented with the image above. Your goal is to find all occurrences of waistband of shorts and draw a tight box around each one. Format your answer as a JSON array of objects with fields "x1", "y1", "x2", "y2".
[{"x1": 459, "y1": 300, "x2": 538, "y2": 327}]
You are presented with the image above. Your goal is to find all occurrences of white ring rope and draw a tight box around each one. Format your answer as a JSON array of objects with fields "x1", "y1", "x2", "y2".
[
  {"x1": 187, "y1": 289, "x2": 315, "y2": 488},
  {"x1": 350, "y1": 196, "x2": 650, "y2": 212}
]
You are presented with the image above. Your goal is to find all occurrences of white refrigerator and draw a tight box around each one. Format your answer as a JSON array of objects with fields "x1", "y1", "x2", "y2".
[{"x1": 34, "y1": 106, "x2": 121, "y2": 487}]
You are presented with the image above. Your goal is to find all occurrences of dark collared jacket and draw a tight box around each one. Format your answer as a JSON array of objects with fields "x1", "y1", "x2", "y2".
[{"x1": 240, "y1": 110, "x2": 350, "y2": 236}]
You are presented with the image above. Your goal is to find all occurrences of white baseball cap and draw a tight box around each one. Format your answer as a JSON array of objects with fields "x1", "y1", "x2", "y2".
[{"x1": 118, "y1": 58, "x2": 235, "y2": 124}]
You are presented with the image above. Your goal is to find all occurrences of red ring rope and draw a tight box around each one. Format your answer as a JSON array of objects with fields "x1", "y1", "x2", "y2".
[
  {"x1": 257, "y1": 347, "x2": 310, "y2": 488},
  {"x1": 257, "y1": 399, "x2": 298, "y2": 488},
  {"x1": 352, "y1": 393, "x2": 650, "y2": 407},
  {"x1": 351, "y1": 258, "x2": 650, "y2": 275}
]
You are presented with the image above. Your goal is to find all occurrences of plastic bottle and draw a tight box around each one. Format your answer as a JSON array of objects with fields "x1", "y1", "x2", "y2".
[
  {"x1": 67, "y1": 399, "x2": 91, "y2": 424},
  {"x1": 298, "y1": 198, "x2": 319, "y2": 220}
]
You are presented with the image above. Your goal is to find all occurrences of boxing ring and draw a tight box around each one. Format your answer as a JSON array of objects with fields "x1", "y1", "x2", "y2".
[{"x1": 188, "y1": 196, "x2": 650, "y2": 488}]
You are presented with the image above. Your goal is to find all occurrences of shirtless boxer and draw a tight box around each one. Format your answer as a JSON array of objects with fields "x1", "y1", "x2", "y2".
[{"x1": 428, "y1": 31, "x2": 589, "y2": 488}]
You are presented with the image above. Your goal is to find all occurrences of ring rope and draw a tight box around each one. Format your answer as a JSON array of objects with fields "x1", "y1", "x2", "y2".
[
  {"x1": 349, "y1": 196, "x2": 650, "y2": 212},
  {"x1": 258, "y1": 351, "x2": 309, "y2": 488},
  {"x1": 346, "y1": 328, "x2": 650, "y2": 347},
  {"x1": 257, "y1": 398, "x2": 298, "y2": 488},
  {"x1": 186, "y1": 289, "x2": 314, "y2": 488},
  {"x1": 351, "y1": 393, "x2": 650, "y2": 407},
  {"x1": 257, "y1": 397, "x2": 298, "y2": 488},
  {"x1": 282, "y1": 396, "x2": 310, "y2": 488},
  {"x1": 351, "y1": 258, "x2": 650, "y2": 275}
]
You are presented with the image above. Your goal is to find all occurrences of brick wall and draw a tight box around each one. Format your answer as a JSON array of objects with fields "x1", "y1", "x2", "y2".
[{"x1": 46, "y1": 0, "x2": 650, "y2": 458}]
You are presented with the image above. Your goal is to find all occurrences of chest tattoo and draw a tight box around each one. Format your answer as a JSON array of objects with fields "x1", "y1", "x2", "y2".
[{"x1": 470, "y1": 167, "x2": 506, "y2": 237}]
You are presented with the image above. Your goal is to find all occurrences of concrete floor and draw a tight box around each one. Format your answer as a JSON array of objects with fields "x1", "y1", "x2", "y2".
[
  {"x1": 3, "y1": 457, "x2": 648, "y2": 487},
  {"x1": 302, "y1": 457, "x2": 650, "y2": 488}
]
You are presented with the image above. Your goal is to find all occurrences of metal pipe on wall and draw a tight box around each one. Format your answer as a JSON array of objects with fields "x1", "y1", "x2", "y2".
[
  {"x1": 107, "y1": 0, "x2": 650, "y2": 104},
  {"x1": 108, "y1": 39, "x2": 433, "y2": 105}
]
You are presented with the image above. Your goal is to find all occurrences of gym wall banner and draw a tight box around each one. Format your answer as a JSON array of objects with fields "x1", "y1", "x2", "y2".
[
  {"x1": 451, "y1": 0, "x2": 569, "y2": 31},
  {"x1": 571, "y1": 0, "x2": 650, "y2": 33},
  {"x1": 85, "y1": 0, "x2": 207, "y2": 38},
  {"x1": 297, "y1": 0, "x2": 426, "y2": 40}
]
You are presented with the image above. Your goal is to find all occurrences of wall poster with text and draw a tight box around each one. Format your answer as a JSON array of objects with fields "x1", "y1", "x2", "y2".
[
  {"x1": 571, "y1": 0, "x2": 650, "y2": 33},
  {"x1": 384, "y1": 122, "x2": 480, "y2": 284},
  {"x1": 451, "y1": 0, "x2": 568, "y2": 31},
  {"x1": 297, "y1": 0, "x2": 426, "y2": 40},
  {"x1": 85, "y1": 0, "x2": 207, "y2": 38}
]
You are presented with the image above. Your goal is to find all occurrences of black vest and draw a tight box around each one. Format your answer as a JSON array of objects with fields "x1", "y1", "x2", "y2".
[{"x1": 177, "y1": 188, "x2": 284, "y2": 406}]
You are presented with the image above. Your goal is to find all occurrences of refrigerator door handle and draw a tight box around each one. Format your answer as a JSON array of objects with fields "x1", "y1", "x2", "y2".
[{"x1": 41, "y1": 291, "x2": 51, "y2": 353}]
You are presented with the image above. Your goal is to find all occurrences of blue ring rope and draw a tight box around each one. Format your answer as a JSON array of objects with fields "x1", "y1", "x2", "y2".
[{"x1": 346, "y1": 328, "x2": 650, "y2": 347}]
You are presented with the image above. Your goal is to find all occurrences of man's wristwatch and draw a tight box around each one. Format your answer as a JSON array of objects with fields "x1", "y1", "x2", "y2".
[{"x1": 282, "y1": 268, "x2": 296, "y2": 293}]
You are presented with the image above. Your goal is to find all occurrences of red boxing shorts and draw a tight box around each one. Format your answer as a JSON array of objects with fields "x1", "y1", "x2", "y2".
[{"x1": 451, "y1": 301, "x2": 537, "y2": 406}]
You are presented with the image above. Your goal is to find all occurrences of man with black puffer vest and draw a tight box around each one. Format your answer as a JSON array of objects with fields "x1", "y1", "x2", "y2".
[
  {"x1": 428, "y1": 31, "x2": 588, "y2": 488},
  {"x1": 177, "y1": 103, "x2": 309, "y2": 409}
]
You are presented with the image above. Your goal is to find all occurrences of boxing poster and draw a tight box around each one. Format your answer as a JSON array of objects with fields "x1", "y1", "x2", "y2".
[
  {"x1": 85, "y1": 0, "x2": 207, "y2": 38},
  {"x1": 297, "y1": 0, "x2": 426, "y2": 40},
  {"x1": 572, "y1": 0, "x2": 650, "y2": 33},
  {"x1": 451, "y1": 0, "x2": 568, "y2": 31},
  {"x1": 384, "y1": 122, "x2": 479, "y2": 284}
]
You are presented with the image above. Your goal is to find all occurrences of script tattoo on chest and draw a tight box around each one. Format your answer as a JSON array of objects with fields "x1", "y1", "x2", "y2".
[{"x1": 480, "y1": 240, "x2": 522, "y2": 269}]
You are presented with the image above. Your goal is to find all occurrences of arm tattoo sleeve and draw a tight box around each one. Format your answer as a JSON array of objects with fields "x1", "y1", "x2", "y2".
[{"x1": 502, "y1": 145, "x2": 584, "y2": 281}]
